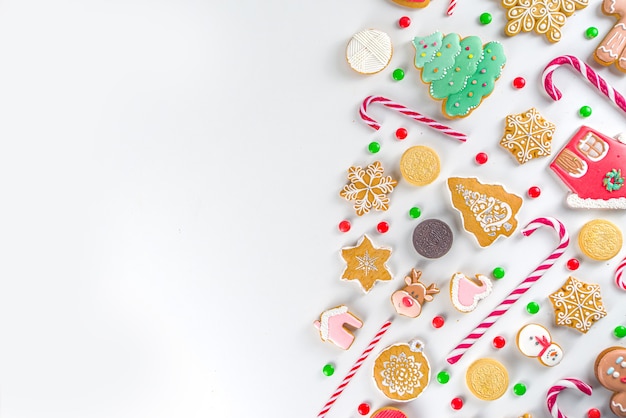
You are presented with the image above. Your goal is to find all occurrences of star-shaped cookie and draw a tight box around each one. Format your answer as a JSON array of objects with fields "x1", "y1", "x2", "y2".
[
  {"x1": 500, "y1": 108, "x2": 556, "y2": 164},
  {"x1": 341, "y1": 235, "x2": 392, "y2": 293},
  {"x1": 549, "y1": 276, "x2": 607, "y2": 333}
]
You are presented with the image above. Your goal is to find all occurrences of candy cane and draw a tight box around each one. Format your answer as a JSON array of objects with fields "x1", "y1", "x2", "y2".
[
  {"x1": 542, "y1": 55, "x2": 626, "y2": 114},
  {"x1": 616, "y1": 256, "x2": 626, "y2": 291},
  {"x1": 446, "y1": 0, "x2": 457, "y2": 15},
  {"x1": 318, "y1": 319, "x2": 392, "y2": 418},
  {"x1": 546, "y1": 378, "x2": 593, "y2": 418},
  {"x1": 446, "y1": 217, "x2": 569, "y2": 365},
  {"x1": 359, "y1": 96, "x2": 468, "y2": 142}
]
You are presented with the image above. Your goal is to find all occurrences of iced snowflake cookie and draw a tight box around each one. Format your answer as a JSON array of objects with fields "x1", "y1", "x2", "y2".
[
  {"x1": 447, "y1": 177, "x2": 523, "y2": 247},
  {"x1": 399, "y1": 145, "x2": 440, "y2": 186},
  {"x1": 500, "y1": 108, "x2": 556, "y2": 164},
  {"x1": 314, "y1": 306, "x2": 363, "y2": 350},
  {"x1": 465, "y1": 358, "x2": 508, "y2": 401},
  {"x1": 550, "y1": 126, "x2": 626, "y2": 209},
  {"x1": 578, "y1": 219, "x2": 623, "y2": 261},
  {"x1": 412, "y1": 31, "x2": 506, "y2": 118},
  {"x1": 595, "y1": 346, "x2": 626, "y2": 417},
  {"x1": 502, "y1": 0, "x2": 589, "y2": 43},
  {"x1": 390, "y1": 0, "x2": 429, "y2": 8},
  {"x1": 549, "y1": 276, "x2": 607, "y2": 333},
  {"x1": 594, "y1": 0, "x2": 626, "y2": 72},
  {"x1": 346, "y1": 29, "x2": 393, "y2": 75},
  {"x1": 373, "y1": 339, "x2": 431, "y2": 401},
  {"x1": 340, "y1": 161, "x2": 397, "y2": 216},
  {"x1": 341, "y1": 235, "x2": 392, "y2": 292},
  {"x1": 391, "y1": 269, "x2": 439, "y2": 318},
  {"x1": 516, "y1": 323, "x2": 564, "y2": 367},
  {"x1": 450, "y1": 272, "x2": 493, "y2": 313}
]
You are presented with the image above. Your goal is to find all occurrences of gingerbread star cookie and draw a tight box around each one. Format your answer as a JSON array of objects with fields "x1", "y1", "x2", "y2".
[
  {"x1": 502, "y1": 0, "x2": 589, "y2": 43},
  {"x1": 341, "y1": 235, "x2": 392, "y2": 293},
  {"x1": 340, "y1": 161, "x2": 397, "y2": 216},
  {"x1": 549, "y1": 276, "x2": 607, "y2": 333},
  {"x1": 500, "y1": 108, "x2": 556, "y2": 164}
]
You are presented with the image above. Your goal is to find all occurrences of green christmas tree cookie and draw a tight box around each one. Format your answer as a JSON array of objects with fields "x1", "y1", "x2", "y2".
[{"x1": 412, "y1": 32, "x2": 506, "y2": 118}]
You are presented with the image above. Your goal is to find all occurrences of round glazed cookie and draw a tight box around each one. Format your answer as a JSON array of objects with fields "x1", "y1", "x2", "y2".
[
  {"x1": 412, "y1": 219, "x2": 453, "y2": 258},
  {"x1": 400, "y1": 145, "x2": 441, "y2": 186},
  {"x1": 578, "y1": 219, "x2": 623, "y2": 261},
  {"x1": 370, "y1": 407, "x2": 408, "y2": 418},
  {"x1": 346, "y1": 29, "x2": 392, "y2": 75},
  {"x1": 373, "y1": 340, "x2": 431, "y2": 401},
  {"x1": 389, "y1": 0, "x2": 430, "y2": 8},
  {"x1": 465, "y1": 358, "x2": 509, "y2": 401}
]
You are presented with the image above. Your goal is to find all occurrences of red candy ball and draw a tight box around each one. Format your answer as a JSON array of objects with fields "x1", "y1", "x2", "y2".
[
  {"x1": 377, "y1": 221, "x2": 389, "y2": 233},
  {"x1": 338, "y1": 220, "x2": 351, "y2": 232},
  {"x1": 358, "y1": 403, "x2": 371, "y2": 415},
  {"x1": 493, "y1": 336, "x2": 506, "y2": 349},
  {"x1": 528, "y1": 186, "x2": 541, "y2": 198},
  {"x1": 396, "y1": 128, "x2": 408, "y2": 140},
  {"x1": 588, "y1": 408, "x2": 601, "y2": 418},
  {"x1": 398, "y1": 16, "x2": 411, "y2": 28},
  {"x1": 451, "y1": 397, "x2": 464, "y2": 410},
  {"x1": 566, "y1": 258, "x2": 580, "y2": 271},
  {"x1": 432, "y1": 316, "x2": 445, "y2": 328},
  {"x1": 513, "y1": 77, "x2": 526, "y2": 89},
  {"x1": 475, "y1": 152, "x2": 488, "y2": 164}
]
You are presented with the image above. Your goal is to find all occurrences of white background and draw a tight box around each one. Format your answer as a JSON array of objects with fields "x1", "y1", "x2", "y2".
[{"x1": 0, "y1": 0, "x2": 624, "y2": 417}]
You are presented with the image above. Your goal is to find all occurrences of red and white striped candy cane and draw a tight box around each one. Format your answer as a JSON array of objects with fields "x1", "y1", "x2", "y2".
[
  {"x1": 446, "y1": 217, "x2": 569, "y2": 365},
  {"x1": 615, "y1": 256, "x2": 626, "y2": 291},
  {"x1": 546, "y1": 378, "x2": 592, "y2": 418},
  {"x1": 359, "y1": 95, "x2": 468, "y2": 142},
  {"x1": 317, "y1": 319, "x2": 392, "y2": 418},
  {"x1": 542, "y1": 55, "x2": 626, "y2": 114},
  {"x1": 446, "y1": 0, "x2": 457, "y2": 15}
]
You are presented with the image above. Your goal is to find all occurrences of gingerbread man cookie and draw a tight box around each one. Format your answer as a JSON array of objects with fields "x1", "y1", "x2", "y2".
[
  {"x1": 595, "y1": 0, "x2": 626, "y2": 72},
  {"x1": 595, "y1": 346, "x2": 626, "y2": 417}
]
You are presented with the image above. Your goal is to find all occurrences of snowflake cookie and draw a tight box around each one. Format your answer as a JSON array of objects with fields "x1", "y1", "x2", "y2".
[
  {"x1": 549, "y1": 276, "x2": 607, "y2": 333},
  {"x1": 373, "y1": 339, "x2": 431, "y2": 401},
  {"x1": 500, "y1": 108, "x2": 556, "y2": 164},
  {"x1": 340, "y1": 161, "x2": 397, "y2": 216},
  {"x1": 340, "y1": 235, "x2": 392, "y2": 293},
  {"x1": 502, "y1": 0, "x2": 589, "y2": 43}
]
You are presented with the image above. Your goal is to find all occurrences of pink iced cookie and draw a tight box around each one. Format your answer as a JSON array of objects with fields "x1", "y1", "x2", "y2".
[
  {"x1": 314, "y1": 306, "x2": 363, "y2": 350},
  {"x1": 595, "y1": 0, "x2": 626, "y2": 72},
  {"x1": 391, "y1": 269, "x2": 439, "y2": 318},
  {"x1": 450, "y1": 272, "x2": 493, "y2": 313}
]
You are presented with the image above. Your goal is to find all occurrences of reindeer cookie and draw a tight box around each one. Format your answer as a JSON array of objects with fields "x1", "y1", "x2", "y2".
[
  {"x1": 516, "y1": 323, "x2": 564, "y2": 367},
  {"x1": 594, "y1": 346, "x2": 626, "y2": 417},
  {"x1": 594, "y1": 0, "x2": 626, "y2": 72},
  {"x1": 391, "y1": 269, "x2": 439, "y2": 318}
]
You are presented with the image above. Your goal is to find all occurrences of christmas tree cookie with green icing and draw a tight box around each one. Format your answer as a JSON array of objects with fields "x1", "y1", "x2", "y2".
[{"x1": 412, "y1": 31, "x2": 506, "y2": 118}]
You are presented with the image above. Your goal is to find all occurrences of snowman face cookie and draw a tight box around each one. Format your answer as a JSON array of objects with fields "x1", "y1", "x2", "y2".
[
  {"x1": 516, "y1": 324, "x2": 564, "y2": 367},
  {"x1": 595, "y1": 346, "x2": 626, "y2": 417}
]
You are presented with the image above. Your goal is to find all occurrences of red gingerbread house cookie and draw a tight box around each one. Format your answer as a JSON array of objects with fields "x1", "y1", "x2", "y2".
[{"x1": 550, "y1": 126, "x2": 626, "y2": 209}]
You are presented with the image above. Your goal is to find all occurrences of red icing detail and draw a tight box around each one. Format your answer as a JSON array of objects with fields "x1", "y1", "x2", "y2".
[
  {"x1": 402, "y1": 296, "x2": 414, "y2": 307},
  {"x1": 566, "y1": 258, "x2": 580, "y2": 270},
  {"x1": 432, "y1": 315, "x2": 445, "y2": 328},
  {"x1": 371, "y1": 408, "x2": 408, "y2": 418},
  {"x1": 465, "y1": 46, "x2": 470, "y2": 51},
  {"x1": 396, "y1": 128, "x2": 408, "y2": 140},
  {"x1": 451, "y1": 397, "x2": 464, "y2": 410},
  {"x1": 621, "y1": 377, "x2": 626, "y2": 384},
  {"x1": 358, "y1": 403, "x2": 370, "y2": 415},
  {"x1": 550, "y1": 126, "x2": 626, "y2": 202}
]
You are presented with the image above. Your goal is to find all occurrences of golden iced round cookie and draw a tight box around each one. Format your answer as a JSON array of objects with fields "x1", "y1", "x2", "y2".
[
  {"x1": 373, "y1": 340, "x2": 430, "y2": 402},
  {"x1": 578, "y1": 219, "x2": 623, "y2": 261},
  {"x1": 400, "y1": 146, "x2": 440, "y2": 186},
  {"x1": 465, "y1": 358, "x2": 508, "y2": 401}
]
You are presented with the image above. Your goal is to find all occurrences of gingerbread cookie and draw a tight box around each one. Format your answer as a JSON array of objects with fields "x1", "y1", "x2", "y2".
[
  {"x1": 399, "y1": 145, "x2": 440, "y2": 186},
  {"x1": 340, "y1": 161, "x2": 397, "y2": 216},
  {"x1": 346, "y1": 29, "x2": 393, "y2": 75},
  {"x1": 465, "y1": 358, "x2": 508, "y2": 401},
  {"x1": 550, "y1": 126, "x2": 626, "y2": 209},
  {"x1": 516, "y1": 323, "x2": 564, "y2": 367},
  {"x1": 373, "y1": 339, "x2": 431, "y2": 401},
  {"x1": 447, "y1": 177, "x2": 523, "y2": 247},
  {"x1": 578, "y1": 219, "x2": 623, "y2": 261},
  {"x1": 450, "y1": 272, "x2": 493, "y2": 313},
  {"x1": 595, "y1": 346, "x2": 626, "y2": 417},
  {"x1": 412, "y1": 219, "x2": 453, "y2": 258},
  {"x1": 501, "y1": 0, "x2": 589, "y2": 43},
  {"x1": 412, "y1": 31, "x2": 506, "y2": 118},
  {"x1": 594, "y1": 0, "x2": 626, "y2": 72},
  {"x1": 549, "y1": 276, "x2": 607, "y2": 333},
  {"x1": 391, "y1": 269, "x2": 439, "y2": 318},
  {"x1": 390, "y1": 0, "x2": 429, "y2": 8},
  {"x1": 340, "y1": 235, "x2": 393, "y2": 292},
  {"x1": 500, "y1": 108, "x2": 556, "y2": 164},
  {"x1": 314, "y1": 306, "x2": 363, "y2": 350}
]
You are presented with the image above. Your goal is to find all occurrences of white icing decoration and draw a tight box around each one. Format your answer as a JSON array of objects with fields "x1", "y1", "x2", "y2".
[
  {"x1": 613, "y1": 400, "x2": 626, "y2": 413},
  {"x1": 614, "y1": 371, "x2": 621, "y2": 378},
  {"x1": 608, "y1": 0, "x2": 617, "y2": 14},
  {"x1": 450, "y1": 273, "x2": 493, "y2": 312},
  {"x1": 622, "y1": 361, "x2": 626, "y2": 367},
  {"x1": 346, "y1": 29, "x2": 392, "y2": 74},
  {"x1": 318, "y1": 305, "x2": 349, "y2": 341},
  {"x1": 566, "y1": 193, "x2": 626, "y2": 209},
  {"x1": 577, "y1": 132, "x2": 609, "y2": 162}
]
